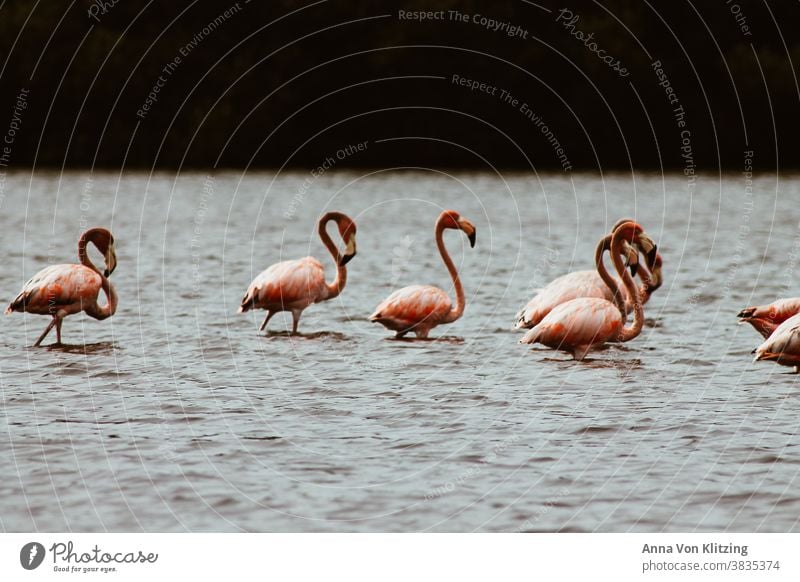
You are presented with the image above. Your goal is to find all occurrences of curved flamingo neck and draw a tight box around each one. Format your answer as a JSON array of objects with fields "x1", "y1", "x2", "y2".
[
  {"x1": 436, "y1": 221, "x2": 464, "y2": 323},
  {"x1": 318, "y1": 216, "x2": 346, "y2": 299},
  {"x1": 86, "y1": 277, "x2": 117, "y2": 320},
  {"x1": 610, "y1": 228, "x2": 644, "y2": 342},
  {"x1": 595, "y1": 234, "x2": 627, "y2": 315},
  {"x1": 636, "y1": 265, "x2": 653, "y2": 302},
  {"x1": 78, "y1": 231, "x2": 101, "y2": 275}
]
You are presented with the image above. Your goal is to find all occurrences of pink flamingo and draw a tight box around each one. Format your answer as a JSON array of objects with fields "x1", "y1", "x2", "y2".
[
  {"x1": 752, "y1": 312, "x2": 800, "y2": 372},
  {"x1": 370, "y1": 209, "x2": 476, "y2": 338},
  {"x1": 6, "y1": 227, "x2": 118, "y2": 346},
  {"x1": 519, "y1": 221, "x2": 656, "y2": 360},
  {"x1": 515, "y1": 220, "x2": 662, "y2": 329},
  {"x1": 238, "y1": 212, "x2": 357, "y2": 334},
  {"x1": 737, "y1": 298, "x2": 800, "y2": 339}
]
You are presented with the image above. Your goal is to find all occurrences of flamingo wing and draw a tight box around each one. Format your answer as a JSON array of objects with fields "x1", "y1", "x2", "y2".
[
  {"x1": 516, "y1": 270, "x2": 626, "y2": 328},
  {"x1": 754, "y1": 313, "x2": 800, "y2": 367},
  {"x1": 6, "y1": 264, "x2": 102, "y2": 316},
  {"x1": 370, "y1": 284, "x2": 452, "y2": 332},
  {"x1": 239, "y1": 257, "x2": 327, "y2": 313},
  {"x1": 520, "y1": 297, "x2": 622, "y2": 358},
  {"x1": 738, "y1": 297, "x2": 800, "y2": 339}
]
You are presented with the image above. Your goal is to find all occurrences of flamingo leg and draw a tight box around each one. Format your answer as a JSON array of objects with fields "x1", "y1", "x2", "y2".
[
  {"x1": 290, "y1": 309, "x2": 302, "y2": 334},
  {"x1": 34, "y1": 316, "x2": 58, "y2": 347},
  {"x1": 572, "y1": 344, "x2": 593, "y2": 361},
  {"x1": 259, "y1": 310, "x2": 274, "y2": 331},
  {"x1": 55, "y1": 316, "x2": 63, "y2": 344}
]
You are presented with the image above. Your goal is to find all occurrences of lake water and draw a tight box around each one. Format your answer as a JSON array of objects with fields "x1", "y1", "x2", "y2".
[{"x1": 1, "y1": 170, "x2": 798, "y2": 532}]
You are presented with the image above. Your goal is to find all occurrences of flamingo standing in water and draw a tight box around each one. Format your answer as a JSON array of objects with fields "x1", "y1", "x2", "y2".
[
  {"x1": 6, "y1": 227, "x2": 118, "y2": 346},
  {"x1": 238, "y1": 212, "x2": 357, "y2": 334},
  {"x1": 519, "y1": 221, "x2": 656, "y2": 360},
  {"x1": 752, "y1": 312, "x2": 800, "y2": 372},
  {"x1": 370, "y1": 209, "x2": 476, "y2": 338},
  {"x1": 515, "y1": 219, "x2": 662, "y2": 329},
  {"x1": 737, "y1": 298, "x2": 800, "y2": 339}
]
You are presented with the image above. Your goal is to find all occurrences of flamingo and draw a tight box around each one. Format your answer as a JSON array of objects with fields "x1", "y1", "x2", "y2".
[
  {"x1": 369, "y1": 209, "x2": 476, "y2": 339},
  {"x1": 238, "y1": 212, "x2": 357, "y2": 334},
  {"x1": 737, "y1": 298, "x2": 800, "y2": 339},
  {"x1": 6, "y1": 227, "x2": 118, "y2": 346},
  {"x1": 519, "y1": 221, "x2": 656, "y2": 360},
  {"x1": 515, "y1": 219, "x2": 662, "y2": 329},
  {"x1": 752, "y1": 312, "x2": 800, "y2": 372}
]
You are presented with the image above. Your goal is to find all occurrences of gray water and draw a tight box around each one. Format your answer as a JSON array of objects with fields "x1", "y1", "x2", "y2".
[{"x1": 1, "y1": 170, "x2": 799, "y2": 532}]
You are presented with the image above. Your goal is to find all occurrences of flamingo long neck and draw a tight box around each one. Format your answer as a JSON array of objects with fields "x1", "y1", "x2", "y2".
[
  {"x1": 87, "y1": 277, "x2": 118, "y2": 320},
  {"x1": 595, "y1": 235, "x2": 627, "y2": 315},
  {"x1": 318, "y1": 217, "x2": 346, "y2": 299},
  {"x1": 636, "y1": 265, "x2": 653, "y2": 303},
  {"x1": 437, "y1": 222, "x2": 464, "y2": 323},
  {"x1": 610, "y1": 232, "x2": 644, "y2": 342},
  {"x1": 77, "y1": 231, "x2": 101, "y2": 275}
]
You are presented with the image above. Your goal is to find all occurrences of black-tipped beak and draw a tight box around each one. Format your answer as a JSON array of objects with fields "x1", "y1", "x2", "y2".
[
  {"x1": 340, "y1": 252, "x2": 356, "y2": 266},
  {"x1": 468, "y1": 231, "x2": 476, "y2": 248},
  {"x1": 646, "y1": 245, "x2": 658, "y2": 268},
  {"x1": 629, "y1": 263, "x2": 639, "y2": 278},
  {"x1": 104, "y1": 268, "x2": 111, "y2": 277}
]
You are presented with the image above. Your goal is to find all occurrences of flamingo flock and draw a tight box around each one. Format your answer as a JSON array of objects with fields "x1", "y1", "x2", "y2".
[{"x1": 6, "y1": 209, "x2": 800, "y2": 373}]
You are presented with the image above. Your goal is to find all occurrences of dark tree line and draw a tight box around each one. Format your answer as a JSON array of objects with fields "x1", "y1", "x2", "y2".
[{"x1": 0, "y1": 0, "x2": 796, "y2": 171}]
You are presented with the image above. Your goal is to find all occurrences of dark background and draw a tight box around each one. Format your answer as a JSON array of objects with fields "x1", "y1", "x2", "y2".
[{"x1": 0, "y1": 0, "x2": 796, "y2": 171}]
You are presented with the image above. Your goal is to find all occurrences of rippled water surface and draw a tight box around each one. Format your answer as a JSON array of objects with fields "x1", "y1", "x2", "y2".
[{"x1": 1, "y1": 170, "x2": 799, "y2": 532}]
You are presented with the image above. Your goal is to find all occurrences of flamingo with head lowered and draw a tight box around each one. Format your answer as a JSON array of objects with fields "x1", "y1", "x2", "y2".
[
  {"x1": 737, "y1": 298, "x2": 800, "y2": 339},
  {"x1": 752, "y1": 312, "x2": 800, "y2": 373},
  {"x1": 6, "y1": 227, "x2": 118, "y2": 346},
  {"x1": 370, "y1": 209, "x2": 476, "y2": 339},
  {"x1": 239, "y1": 212, "x2": 357, "y2": 334},
  {"x1": 515, "y1": 219, "x2": 662, "y2": 330},
  {"x1": 519, "y1": 221, "x2": 657, "y2": 360}
]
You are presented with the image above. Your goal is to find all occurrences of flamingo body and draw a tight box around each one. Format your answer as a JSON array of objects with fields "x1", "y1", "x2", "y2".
[
  {"x1": 8, "y1": 264, "x2": 104, "y2": 316},
  {"x1": 753, "y1": 312, "x2": 800, "y2": 371},
  {"x1": 520, "y1": 297, "x2": 623, "y2": 360},
  {"x1": 738, "y1": 298, "x2": 800, "y2": 339},
  {"x1": 240, "y1": 257, "x2": 329, "y2": 314},
  {"x1": 369, "y1": 284, "x2": 452, "y2": 338},
  {"x1": 515, "y1": 270, "x2": 624, "y2": 329}
]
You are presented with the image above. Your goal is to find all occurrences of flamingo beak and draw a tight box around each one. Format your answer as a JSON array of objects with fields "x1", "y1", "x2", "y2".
[
  {"x1": 649, "y1": 264, "x2": 663, "y2": 290},
  {"x1": 622, "y1": 240, "x2": 639, "y2": 277},
  {"x1": 104, "y1": 243, "x2": 117, "y2": 277},
  {"x1": 635, "y1": 233, "x2": 658, "y2": 268},
  {"x1": 458, "y1": 218, "x2": 476, "y2": 248},
  {"x1": 340, "y1": 235, "x2": 357, "y2": 266},
  {"x1": 646, "y1": 245, "x2": 658, "y2": 268}
]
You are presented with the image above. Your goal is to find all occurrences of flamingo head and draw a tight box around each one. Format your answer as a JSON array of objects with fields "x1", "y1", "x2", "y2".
[
  {"x1": 612, "y1": 218, "x2": 658, "y2": 270},
  {"x1": 330, "y1": 213, "x2": 357, "y2": 266},
  {"x1": 85, "y1": 227, "x2": 116, "y2": 277},
  {"x1": 440, "y1": 210, "x2": 476, "y2": 248},
  {"x1": 612, "y1": 221, "x2": 657, "y2": 276}
]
